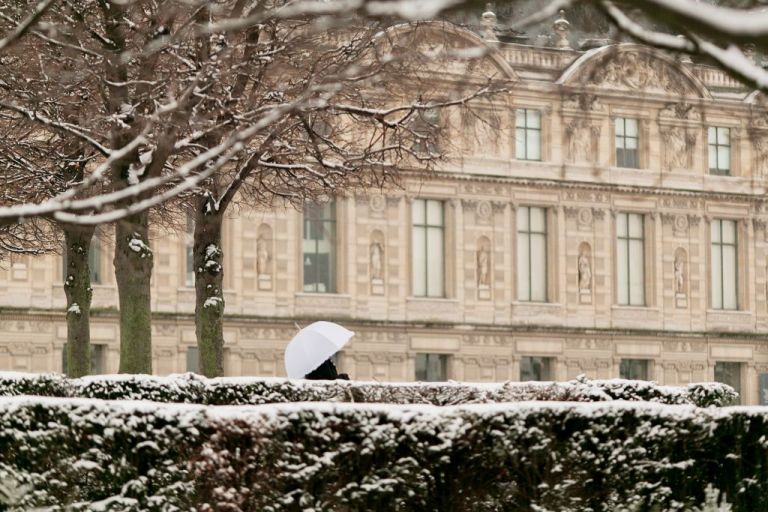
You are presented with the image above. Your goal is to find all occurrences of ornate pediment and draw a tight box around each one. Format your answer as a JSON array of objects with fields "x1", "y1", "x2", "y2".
[
  {"x1": 558, "y1": 44, "x2": 710, "y2": 99},
  {"x1": 377, "y1": 22, "x2": 519, "y2": 82}
]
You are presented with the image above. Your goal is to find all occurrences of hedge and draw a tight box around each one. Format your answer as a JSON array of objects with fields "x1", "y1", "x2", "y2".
[
  {"x1": 0, "y1": 396, "x2": 765, "y2": 511},
  {"x1": 0, "y1": 371, "x2": 738, "y2": 407}
]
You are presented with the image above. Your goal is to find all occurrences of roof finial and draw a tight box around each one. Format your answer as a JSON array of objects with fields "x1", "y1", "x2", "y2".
[
  {"x1": 553, "y1": 9, "x2": 572, "y2": 50},
  {"x1": 481, "y1": 2, "x2": 498, "y2": 43}
]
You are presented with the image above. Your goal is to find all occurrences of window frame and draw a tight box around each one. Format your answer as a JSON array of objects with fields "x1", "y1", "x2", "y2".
[
  {"x1": 708, "y1": 126, "x2": 731, "y2": 176},
  {"x1": 614, "y1": 117, "x2": 640, "y2": 169},
  {"x1": 520, "y1": 356, "x2": 553, "y2": 381},
  {"x1": 302, "y1": 200, "x2": 338, "y2": 294},
  {"x1": 710, "y1": 218, "x2": 739, "y2": 310},
  {"x1": 411, "y1": 198, "x2": 445, "y2": 298},
  {"x1": 616, "y1": 212, "x2": 646, "y2": 306},
  {"x1": 619, "y1": 358, "x2": 650, "y2": 380},
  {"x1": 714, "y1": 361, "x2": 742, "y2": 405},
  {"x1": 415, "y1": 353, "x2": 449, "y2": 382},
  {"x1": 515, "y1": 108, "x2": 542, "y2": 161},
  {"x1": 517, "y1": 206, "x2": 548, "y2": 302}
]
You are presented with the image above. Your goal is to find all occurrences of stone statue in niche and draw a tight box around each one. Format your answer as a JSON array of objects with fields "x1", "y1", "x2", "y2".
[
  {"x1": 477, "y1": 246, "x2": 490, "y2": 287},
  {"x1": 753, "y1": 136, "x2": 768, "y2": 177},
  {"x1": 664, "y1": 127, "x2": 697, "y2": 170},
  {"x1": 674, "y1": 249, "x2": 687, "y2": 308},
  {"x1": 256, "y1": 233, "x2": 272, "y2": 291},
  {"x1": 578, "y1": 243, "x2": 592, "y2": 304},
  {"x1": 566, "y1": 118, "x2": 599, "y2": 164},
  {"x1": 256, "y1": 236, "x2": 269, "y2": 276},
  {"x1": 370, "y1": 241, "x2": 383, "y2": 281}
]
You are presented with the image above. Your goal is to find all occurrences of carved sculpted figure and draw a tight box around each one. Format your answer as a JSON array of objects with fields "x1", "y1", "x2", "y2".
[
  {"x1": 665, "y1": 127, "x2": 697, "y2": 170},
  {"x1": 578, "y1": 249, "x2": 592, "y2": 292},
  {"x1": 477, "y1": 245, "x2": 490, "y2": 286},
  {"x1": 674, "y1": 253, "x2": 685, "y2": 295},
  {"x1": 754, "y1": 136, "x2": 768, "y2": 177},
  {"x1": 567, "y1": 119, "x2": 598, "y2": 164},
  {"x1": 256, "y1": 235, "x2": 270, "y2": 276},
  {"x1": 370, "y1": 241, "x2": 383, "y2": 281}
]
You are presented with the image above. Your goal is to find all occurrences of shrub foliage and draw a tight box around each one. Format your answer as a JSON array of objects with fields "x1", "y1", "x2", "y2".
[{"x1": 0, "y1": 398, "x2": 765, "y2": 511}]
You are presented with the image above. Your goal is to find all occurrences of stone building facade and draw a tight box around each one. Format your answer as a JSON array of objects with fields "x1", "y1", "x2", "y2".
[{"x1": 3, "y1": 20, "x2": 768, "y2": 403}]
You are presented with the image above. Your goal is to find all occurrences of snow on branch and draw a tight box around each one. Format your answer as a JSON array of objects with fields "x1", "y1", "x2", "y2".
[{"x1": 0, "y1": 0, "x2": 56, "y2": 52}]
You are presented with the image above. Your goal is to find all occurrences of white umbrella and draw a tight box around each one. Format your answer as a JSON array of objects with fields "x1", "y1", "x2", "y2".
[{"x1": 284, "y1": 321, "x2": 355, "y2": 379}]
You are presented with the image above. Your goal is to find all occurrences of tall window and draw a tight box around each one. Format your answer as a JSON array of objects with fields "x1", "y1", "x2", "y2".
[
  {"x1": 520, "y1": 356, "x2": 552, "y2": 381},
  {"x1": 616, "y1": 212, "x2": 645, "y2": 306},
  {"x1": 615, "y1": 117, "x2": 639, "y2": 168},
  {"x1": 415, "y1": 353, "x2": 448, "y2": 381},
  {"x1": 708, "y1": 127, "x2": 731, "y2": 175},
  {"x1": 620, "y1": 359, "x2": 649, "y2": 380},
  {"x1": 185, "y1": 214, "x2": 195, "y2": 287},
  {"x1": 515, "y1": 109, "x2": 541, "y2": 161},
  {"x1": 303, "y1": 201, "x2": 337, "y2": 293},
  {"x1": 186, "y1": 346, "x2": 199, "y2": 374},
  {"x1": 412, "y1": 108, "x2": 440, "y2": 155},
  {"x1": 62, "y1": 343, "x2": 105, "y2": 375},
  {"x1": 412, "y1": 199, "x2": 444, "y2": 297},
  {"x1": 711, "y1": 219, "x2": 738, "y2": 310},
  {"x1": 63, "y1": 236, "x2": 102, "y2": 285},
  {"x1": 715, "y1": 361, "x2": 742, "y2": 405},
  {"x1": 517, "y1": 206, "x2": 547, "y2": 302}
]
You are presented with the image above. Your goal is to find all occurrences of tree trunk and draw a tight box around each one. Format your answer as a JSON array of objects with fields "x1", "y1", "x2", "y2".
[
  {"x1": 114, "y1": 213, "x2": 153, "y2": 374},
  {"x1": 194, "y1": 205, "x2": 225, "y2": 377},
  {"x1": 62, "y1": 224, "x2": 95, "y2": 377}
]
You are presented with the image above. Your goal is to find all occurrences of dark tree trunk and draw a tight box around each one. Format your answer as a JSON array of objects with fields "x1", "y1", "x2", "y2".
[
  {"x1": 114, "y1": 213, "x2": 153, "y2": 374},
  {"x1": 62, "y1": 224, "x2": 95, "y2": 377},
  {"x1": 193, "y1": 204, "x2": 225, "y2": 377}
]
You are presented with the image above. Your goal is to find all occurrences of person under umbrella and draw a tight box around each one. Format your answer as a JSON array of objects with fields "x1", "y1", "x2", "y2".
[{"x1": 284, "y1": 321, "x2": 353, "y2": 380}]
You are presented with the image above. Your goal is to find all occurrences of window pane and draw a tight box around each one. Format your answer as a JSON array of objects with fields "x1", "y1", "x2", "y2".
[
  {"x1": 617, "y1": 213, "x2": 627, "y2": 238},
  {"x1": 527, "y1": 130, "x2": 541, "y2": 160},
  {"x1": 516, "y1": 110, "x2": 526, "y2": 127},
  {"x1": 615, "y1": 117, "x2": 624, "y2": 136},
  {"x1": 708, "y1": 145, "x2": 717, "y2": 171},
  {"x1": 711, "y1": 221, "x2": 721, "y2": 243},
  {"x1": 515, "y1": 128, "x2": 527, "y2": 159},
  {"x1": 708, "y1": 127, "x2": 717, "y2": 144},
  {"x1": 625, "y1": 119, "x2": 638, "y2": 137},
  {"x1": 517, "y1": 206, "x2": 529, "y2": 231},
  {"x1": 416, "y1": 353, "x2": 447, "y2": 381},
  {"x1": 426, "y1": 227, "x2": 444, "y2": 297},
  {"x1": 718, "y1": 147, "x2": 730, "y2": 171},
  {"x1": 426, "y1": 200, "x2": 443, "y2": 226},
  {"x1": 412, "y1": 199, "x2": 425, "y2": 224},
  {"x1": 521, "y1": 356, "x2": 552, "y2": 381},
  {"x1": 718, "y1": 127, "x2": 730, "y2": 145},
  {"x1": 527, "y1": 110, "x2": 541, "y2": 128},
  {"x1": 517, "y1": 233, "x2": 530, "y2": 300},
  {"x1": 89, "y1": 239, "x2": 101, "y2": 284},
  {"x1": 531, "y1": 234, "x2": 547, "y2": 301},
  {"x1": 629, "y1": 239, "x2": 645, "y2": 305},
  {"x1": 303, "y1": 201, "x2": 336, "y2": 293},
  {"x1": 723, "y1": 244, "x2": 737, "y2": 309},
  {"x1": 412, "y1": 226, "x2": 426, "y2": 297},
  {"x1": 629, "y1": 213, "x2": 643, "y2": 238},
  {"x1": 715, "y1": 362, "x2": 742, "y2": 404},
  {"x1": 722, "y1": 220, "x2": 736, "y2": 244},
  {"x1": 711, "y1": 242, "x2": 723, "y2": 309},
  {"x1": 620, "y1": 359, "x2": 649, "y2": 380},
  {"x1": 617, "y1": 237, "x2": 629, "y2": 305},
  {"x1": 530, "y1": 207, "x2": 546, "y2": 232},
  {"x1": 187, "y1": 347, "x2": 199, "y2": 373}
]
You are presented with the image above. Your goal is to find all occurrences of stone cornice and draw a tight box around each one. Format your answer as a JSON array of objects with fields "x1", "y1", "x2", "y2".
[{"x1": 5, "y1": 307, "x2": 768, "y2": 342}]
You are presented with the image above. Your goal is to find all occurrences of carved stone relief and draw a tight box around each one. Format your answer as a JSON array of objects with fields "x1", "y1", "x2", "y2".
[
  {"x1": 562, "y1": 93, "x2": 604, "y2": 112},
  {"x1": 578, "y1": 242, "x2": 592, "y2": 304},
  {"x1": 477, "y1": 236, "x2": 492, "y2": 300},
  {"x1": 752, "y1": 135, "x2": 768, "y2": 178},
  {"x1": 256, "y1": 224, "x2": 273, "y2": 291},
  {"x1": 661, "y1": 126, "x2": 697, "y2": 170},
  {"x1": 370, "y1": 230, "x2": 385, "y2": 295},
  {"x1": 674, "y1": 248, "x2": 688, "y2": 308},
  {"x1": 592, "y1": 52, "x2": 691, "y2": 95},
  {"x1": 565, "y1": 118, "x2": 600, "y2": 164},
  {"x1": 369, "y1": 194, "x2": 386, "y2": 214},
  {"x1": 658, "y1": 102, "x2": 700, "y2": 121}
]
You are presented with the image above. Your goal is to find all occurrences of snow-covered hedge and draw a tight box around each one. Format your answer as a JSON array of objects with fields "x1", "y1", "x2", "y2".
[
  {"x1": 0, "y1": 397, "x2": 764, "y2": 511},
  {"x1": 0, "y1": 372, "x2": 738, "y2": 407}
]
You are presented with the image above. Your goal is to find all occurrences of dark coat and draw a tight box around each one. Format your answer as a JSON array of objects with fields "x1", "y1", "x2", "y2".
[{"x1": 304, "y1": 358, "x2": 349, "y2": 380}]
